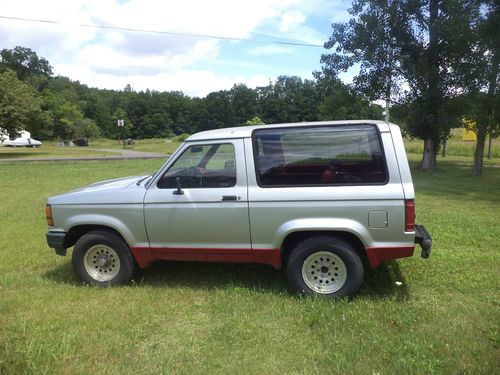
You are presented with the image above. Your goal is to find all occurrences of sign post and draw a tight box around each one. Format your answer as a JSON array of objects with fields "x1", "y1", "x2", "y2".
[{"x1": 117, "y1": 119, "x2": 125, "y2": 149}]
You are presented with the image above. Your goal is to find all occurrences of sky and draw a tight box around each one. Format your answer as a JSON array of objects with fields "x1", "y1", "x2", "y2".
[{"x1": 0, "y1": 0, "x2": 353, "y2": 97}]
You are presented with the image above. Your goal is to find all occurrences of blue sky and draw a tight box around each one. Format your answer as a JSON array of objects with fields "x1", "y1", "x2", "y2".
[{"x1": 0, "y1": 0, "x2": 353, "y2": 97}]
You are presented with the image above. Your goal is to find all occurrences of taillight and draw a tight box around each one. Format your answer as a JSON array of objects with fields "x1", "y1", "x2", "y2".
[
  {"x1": 45, "y1": 204, "x2": 54, "y2": 226},
  {"x1": 405, "y1": 199, "x2": 415, "y2": 232}
]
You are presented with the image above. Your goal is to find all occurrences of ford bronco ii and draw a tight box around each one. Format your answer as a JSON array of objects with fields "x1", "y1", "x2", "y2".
[{"x1": 46, "y1": 120, "x2": 431, "y2": 298}]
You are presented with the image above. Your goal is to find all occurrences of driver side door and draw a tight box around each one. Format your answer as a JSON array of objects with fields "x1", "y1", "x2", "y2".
[{"x1": 143, "y1": 139, "x2": 251, "y2": 255}]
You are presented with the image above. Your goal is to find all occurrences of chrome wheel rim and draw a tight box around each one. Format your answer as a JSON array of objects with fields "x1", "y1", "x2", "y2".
[
  {"x1": 84, "y1": 245, "x2": 121, "y2": 282},
  {"x1": 302, "y1": 251, "x2": 347, "y2": 294}
]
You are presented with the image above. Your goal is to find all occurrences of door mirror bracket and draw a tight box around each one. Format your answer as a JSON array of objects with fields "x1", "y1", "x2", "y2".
[{"x1": 173, "y1": 177, "x2": 184, "y2": 195}]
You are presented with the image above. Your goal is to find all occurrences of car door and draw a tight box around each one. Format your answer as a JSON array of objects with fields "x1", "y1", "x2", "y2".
[{"x1": 143, "y1": 139, "x2": 251, "y2": 256}]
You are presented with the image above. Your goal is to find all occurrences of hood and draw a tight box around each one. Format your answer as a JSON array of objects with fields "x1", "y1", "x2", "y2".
[
  {"x1": 48, "y1": 175, "x2": 152, "y2": 205},
  {"x1": 79, "y1": 175, "x2": 148, "y2": 191}
]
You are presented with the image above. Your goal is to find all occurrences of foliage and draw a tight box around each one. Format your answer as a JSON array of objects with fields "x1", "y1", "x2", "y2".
[
  {"x1": 317, "y1": 78, "x2": 383, "y2": 120},
  {"x1": 172, "y1": 133, "x2": 191, "y2": 142},
  {"x1": 0, "y1": 46, "x2": 52, "y2": 84},
  {"x1": 318, "y1": 0, "x2": 408, "y2": 116},
  {"x1": 0, "y1": 69, "x2": 42, "y2": 138},
  {"x1": 245, "y1": 117, "x2": 265, "y2": 126},
  {"x1": 320, "y1": 0, "x2": 483, "y2": 170},
  {"x1": 465, "y1": 1, "x2": 500, "y2": 176}
]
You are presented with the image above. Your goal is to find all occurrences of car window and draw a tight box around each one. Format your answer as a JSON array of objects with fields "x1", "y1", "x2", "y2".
[
  {"x1": 253, "y1": 125, "x2": 387, "y2": 187},
  {"x1": 157, "y1": 143, "x2": 236, "y2": 189}
]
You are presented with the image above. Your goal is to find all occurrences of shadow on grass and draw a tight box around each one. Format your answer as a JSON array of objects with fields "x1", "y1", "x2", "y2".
[
  {"x1": 43, "y1": 258, "x2": 409, "y2": 300},
  {"x1": 361, "y1": 260, "x2": 410, "y2": 301},
  {"x1": 0, "y1": 151, "x2": 50, "y2": 159}
]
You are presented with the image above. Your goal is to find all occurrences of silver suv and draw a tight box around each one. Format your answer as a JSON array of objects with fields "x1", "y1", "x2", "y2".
[{"x1": 46, "y1": 120, "x2": 431, "y2": 298}]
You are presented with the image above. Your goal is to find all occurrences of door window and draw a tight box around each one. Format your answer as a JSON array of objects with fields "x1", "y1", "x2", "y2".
[{"x1": 158, "y1": 143, "x2": 236, "y2": 189}]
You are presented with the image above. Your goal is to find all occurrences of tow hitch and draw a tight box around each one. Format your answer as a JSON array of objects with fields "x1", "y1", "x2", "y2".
[{"x1": 415, "y1": 225, "x2": 432, "y2": 259}]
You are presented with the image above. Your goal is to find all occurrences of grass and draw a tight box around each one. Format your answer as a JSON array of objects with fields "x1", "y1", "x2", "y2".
[
  {"x1": 0, "y1": 138, "x2": 181, "y2": 159},
  {"x1": 0, "y1": 145, "x2": 117, "y2": 159},
  {"x1": 404, "y1": 128, "x2": 500, "y2": 158},
  {"x1": 89, "y1": 138, "x2": 181, "y2": 154},
  {"x1": 0, "y1": 156, "x2": 499, "y2": 374}
]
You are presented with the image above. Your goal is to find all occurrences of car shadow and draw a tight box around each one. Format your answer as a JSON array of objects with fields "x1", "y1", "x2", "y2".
[
  {"x1": 360, "y1": 260, "x2": 410, "y2": 301},
  {"x1": 44, "y1": 258, "x2": 409, "y2": 300}
]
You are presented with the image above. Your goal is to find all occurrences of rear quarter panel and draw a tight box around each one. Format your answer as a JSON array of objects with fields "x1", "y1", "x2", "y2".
[{"x1": 244, "y1": 127, "x2": 415, "y2": 251}]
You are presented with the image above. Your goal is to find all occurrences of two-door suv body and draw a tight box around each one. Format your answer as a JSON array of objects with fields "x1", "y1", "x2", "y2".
[{"x1": 46, "y1": 120, "x2": 431, "y2": 298}]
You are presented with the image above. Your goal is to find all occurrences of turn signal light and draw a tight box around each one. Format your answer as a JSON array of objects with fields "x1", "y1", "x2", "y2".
[
  {"x1": 45, "y1": 204, "x2": 54, "y2": 226},
  {"x1": 405, "y1": 199, "x2": 415, "y2": 232}
]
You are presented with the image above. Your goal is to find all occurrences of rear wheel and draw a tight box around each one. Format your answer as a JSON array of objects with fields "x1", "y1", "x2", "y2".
[
  {"x1": 287, "y1": 236, "x2": 364, "y2": 299},
  {"x1": 72, "y1": 231, "x2": 136, "y2": 286}
]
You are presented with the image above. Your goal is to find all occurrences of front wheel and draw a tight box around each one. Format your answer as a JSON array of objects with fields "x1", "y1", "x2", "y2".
[
  {"x1": 72, "y1": 231, "x2": 137, "y2": 286},
  {"x1": 286, "y1": 236, "x2": 364, "y2": 299}
]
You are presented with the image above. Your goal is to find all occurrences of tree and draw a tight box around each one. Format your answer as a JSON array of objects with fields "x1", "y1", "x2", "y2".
[
  {"x1": 245, "y1": 116, "x2": 265, "y2": 125},
  {"x1": 0, "y1": 46, "x2": 53, "y2": 90},
  {"x1": 469, "y1": 1, "x2": 500, "y2": 176},
  {"x1": 317, "y1": 78, "x2": 383, "y2": 120},
  {"x1": 0, "y1": 69, "x2": 42, "y2": 138},
  {"x1": 204, "y1": 90, "x2": 235, "y2": 129},
  {"x1": 257, "y1": 76, "x2": 321, "y2": 124},
  {"x1": 230, "y1": 84, "x2": 258, "y2": 126},
  {"x1": 320, "y1": 0, "x2": 482, "y2": 170},
  {"x1": 318, "y1": 0, "x2": 408, "y2": 121}
]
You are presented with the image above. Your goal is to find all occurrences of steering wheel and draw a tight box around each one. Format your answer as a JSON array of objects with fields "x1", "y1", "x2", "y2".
[{"x1": 188, "y1": 166, "x2": 206, "y2": 187}]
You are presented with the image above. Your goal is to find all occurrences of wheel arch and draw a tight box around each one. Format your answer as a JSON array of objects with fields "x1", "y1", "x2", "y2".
[
  {"x1": 64, "y1": 225, "x2": 128, "y2": 249},
  {"x1": 280, "y1": 230, "x2": 366, "y2": 269}
]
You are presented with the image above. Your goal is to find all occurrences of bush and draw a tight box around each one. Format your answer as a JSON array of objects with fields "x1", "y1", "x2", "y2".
[{"x1": 172, "y1": 133, "x2": 190, "y2": 142}]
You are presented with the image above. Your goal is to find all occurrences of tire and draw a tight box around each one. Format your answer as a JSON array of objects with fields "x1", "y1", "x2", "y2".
[
  {"x1": 286, "y1": 236, "x2": 364, "y2": 299},
  {"x1": 72, "y1": 230, "x2": 137, "y2": 286}
]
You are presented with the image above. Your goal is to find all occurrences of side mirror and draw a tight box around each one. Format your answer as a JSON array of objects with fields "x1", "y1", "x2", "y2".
[{"x1": 173, "y1": 177, "x2": 184, "y2": 195}]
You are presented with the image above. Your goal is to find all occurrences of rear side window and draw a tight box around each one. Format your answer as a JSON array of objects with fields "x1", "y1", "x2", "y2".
[{"x1": 253, "y1": 125, "x2": 387, "y2": 187}]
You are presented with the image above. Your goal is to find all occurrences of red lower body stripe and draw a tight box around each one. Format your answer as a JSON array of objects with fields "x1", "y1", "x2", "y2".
[
  {"x1": 130, "y1": 246, "x2": 282, "y2": 269},
  {"x1": 130, "y1": 245, "x2": 415, "y2": 270},
  {"x1": 365, "y1": 246, "x2": 415, "y2": 268}
]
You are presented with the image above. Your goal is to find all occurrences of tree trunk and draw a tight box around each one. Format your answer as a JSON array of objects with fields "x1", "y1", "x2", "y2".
[
  {"x1": 420, "y1": 0, "x2": 440, "y2": 172},
  {"x1": 472, "y1": 125, "x2": 487, "y2": 176},
  {"x1": 384, "y1": 68, "x2": 391, "y2": 122},
  {"x1": 473, "y1": 47, "x2": 498, "y2": 174},
  {"x1": 487, "y1": 130, "x2": 493, "y2": 159},
  {"x1": 419, "y1": 138, "x2": 437, "y2": 170},
  {"x1": 385, "y1": 98, "x2": 390, "y2": 122}
]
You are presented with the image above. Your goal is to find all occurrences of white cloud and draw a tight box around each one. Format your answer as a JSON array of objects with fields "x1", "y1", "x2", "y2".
[
  {"x1": 55, "y1": 63, "x2": 271, "y2": 97},
  {"x1": 280, "y1": 10, "x2": 306, "y2": 32},
  {"x1": 0, "y1": 0, "x2": 347, "y2": 95}
]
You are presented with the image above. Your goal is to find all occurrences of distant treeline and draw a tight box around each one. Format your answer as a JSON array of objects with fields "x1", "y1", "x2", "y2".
[{"x1": 0, "y1": 47, "x2": 382, "y2": 141}]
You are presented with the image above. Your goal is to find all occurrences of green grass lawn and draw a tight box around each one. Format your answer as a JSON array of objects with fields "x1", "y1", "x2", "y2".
[
  {"x1": 0, "y1": 144, "x2": 118, "y2": 159},
  {"x1": 0, "y1": 156, "x2": 499, "y2": 374},
  {"x1": 0, "y1": 138, "x2": 180, "y2": 159},
  {"x1": 89, "y1": 138, "x2": 181, "y2": 154}
]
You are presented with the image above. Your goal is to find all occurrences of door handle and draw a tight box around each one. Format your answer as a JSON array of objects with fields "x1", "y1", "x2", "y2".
[{"x1": 222, "y1": 195, "x2": 238, "y2": 201}]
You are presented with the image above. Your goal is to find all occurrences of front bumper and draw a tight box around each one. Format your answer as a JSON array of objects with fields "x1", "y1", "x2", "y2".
[
  {"x1": 46, "y1": 231, "x2": 67, "y2": 256},
  {"x1": 415, "y1": 225, "x2": 432, "y2": 259}
]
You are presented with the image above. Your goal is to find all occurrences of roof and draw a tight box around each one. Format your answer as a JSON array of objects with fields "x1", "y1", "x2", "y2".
[{"x1": 186, "y1": 120, "x2": 391, "y2": 142}]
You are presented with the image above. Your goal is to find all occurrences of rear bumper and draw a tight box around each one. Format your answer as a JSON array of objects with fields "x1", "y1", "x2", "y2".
[
  {"x1": 46, "y1": 231, "x2": 67, "y2": 256},
  {"x1": 415, "y1": 225, "x2": 432, "y2": 259},
  {"x1": 365, "y1": 225, "x2": 432, "y2": 268}
]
